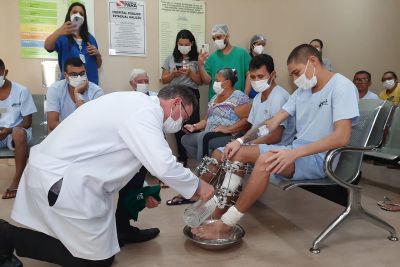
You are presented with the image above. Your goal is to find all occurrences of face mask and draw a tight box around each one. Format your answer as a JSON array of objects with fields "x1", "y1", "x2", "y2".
[
  {"x1": 383, "y1": 79, "x2": 395, "y2": 90},
  {"x1": 213, "y1": 81, "x2": 224, "y2": 95},
  {"x1": 136, "y1": 83, "x2": 149, "y2": 94},
  {"x1": 0, "y1": 76, "x2": 5, "y2": 88},
  {"x1": 253, "y1": 45, "x2": 264, "y2": 55},
  {"x1": 68, "y1": 74, "x2": 87, "y2": 88},
  {"x1": 70, "y1": 13, "x2": 84, "y2": 29},
  {"x1": 214, "y1": 39, "x2": 226, "y2": 50},
  {"x1": 294, "y1": 60, "x2": 317, "y2": 90},
  {"x1": 251, "y1": 78, "x2": 270, "y2": 93},
  {"x1": 178, "y1": 45, "x2": 191, "y2": 55},
  {"x1": 163, "y1": 104, "x2": 183, "y2": 133}
]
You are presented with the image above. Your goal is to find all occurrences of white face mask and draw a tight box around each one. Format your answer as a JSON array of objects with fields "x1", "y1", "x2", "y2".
[
  {"x1": 136, "y1": 83, "x2": 149, "y2": 94},
  {"x1": 0, "y1": 75, "x2": 5, "y2": 88},
  {"x1": 163, "y1": 104, "x2": 183, "y2": 134},
  {"x1": 253, "y1": 45, "x2": 264, "y2": 55},
  {"x1": 68, "y1": 74, "x2": 87, "y2": 88},
  {"x1": 70, "y1": 13, "x2": 85, "y2": 29},
  {"x1": 214, "y1": 39, "x2": 226, "y2": 50},
  {"x1": 178, "y1": 45, "x2": 191, "y2": 55},
  {"x1": 383, "y1": 79, "x2": 395, "y2": 90},
  {"x1": 294, "y1": 60, "x2": 317, "y2": 90},
  {"x1": 251, "y1": 78, "x2": 270, "y2": 93},
  {"x1": 213, "y1": 81, "x2": 224, "y2": 95}
]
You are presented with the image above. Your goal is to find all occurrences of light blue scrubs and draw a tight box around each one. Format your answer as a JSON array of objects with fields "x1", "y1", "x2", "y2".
[
  {"x1": 260, "y1": 74, "x2": 359, "y2": 180},
  {"x1": 46, "y1": 79, "x2": 104, "y2": 121}
]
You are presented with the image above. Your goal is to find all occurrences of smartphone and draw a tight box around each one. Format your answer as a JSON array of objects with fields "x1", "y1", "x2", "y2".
[
  {"x1": 176, "y1": 65, "x2": 183, "y2": 70},
  {"x1": 201, "y1": 43, "x2": 209, "y2": 54}
]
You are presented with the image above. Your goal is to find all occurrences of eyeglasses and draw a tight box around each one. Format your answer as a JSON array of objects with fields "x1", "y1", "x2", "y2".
[
  {"x1": 181, "y1": 104, "x2": 190, "y2": 122},
  {"x1": 353, "y1": 78, "x2": 369, "y2": 83},
  {"x1": 67, "y1": 71, "x2": 86, "y2": 79}
]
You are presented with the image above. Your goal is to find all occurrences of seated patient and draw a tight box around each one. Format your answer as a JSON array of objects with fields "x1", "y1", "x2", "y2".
[
  {"x1": 194, "y1": 53, "x2": 295, "y2": 217},
  {"x1": 166, "y1": 68, "x2": 251, "y2": 206},
  {"x1": 181, "y1": 68, "x2": 251, "y2": 161},
  {"x1": 192, "y1": 44, "x2": 359, "y2": 239},
  {"x1": 0, "y1": 58, "x2": 37, "y2": 199},
  {"x1": 353, "y1": 70, "x2": 379, "y2": 100},
  {"x1": 46, "y1": 57, "x2": 103, "y2": 132},
  {"x1": 129, "y1": 68, "x2": 157, "y2": 96}
]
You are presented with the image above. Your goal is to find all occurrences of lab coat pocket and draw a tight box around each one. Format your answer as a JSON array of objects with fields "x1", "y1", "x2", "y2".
[{"x1": 51, "y1": 174, "x2": 110, "y2": 220}]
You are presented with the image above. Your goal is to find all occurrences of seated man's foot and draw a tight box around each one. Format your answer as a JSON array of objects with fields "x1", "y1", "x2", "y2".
[
  {"x1": 118, "y1": 227, "x2": 160, "y2": 247},
  {"x1": 166, "y1": 195, "x2": 195, "y2": 206},
  {"x1": 0, "y1": 254, "x2": 23, "y2": 267},
  {"x1": 191, "y1": 220, "x2": 232, "y2": 240},
  {"x1": 1, "y1": 189, "x2": 17, "y2": 200}
]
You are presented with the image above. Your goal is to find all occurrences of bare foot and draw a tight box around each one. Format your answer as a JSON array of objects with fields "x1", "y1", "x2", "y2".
[{"x1": 191, "y1": 220, "x2": 232, "y2": 240}]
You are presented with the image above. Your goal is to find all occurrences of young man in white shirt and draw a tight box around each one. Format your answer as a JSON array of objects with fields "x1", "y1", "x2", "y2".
[
  {"x1": 0, "y1": 58, "x2": 37, "y2": 199},
  {"x1": 192, "y1": 44, "x2": 359, "y2": 240}
]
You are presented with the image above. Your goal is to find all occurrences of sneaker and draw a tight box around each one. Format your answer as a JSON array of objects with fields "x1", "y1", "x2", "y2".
[{"x1": 118, "y1": 227, "x2": 160, "y2": 247}]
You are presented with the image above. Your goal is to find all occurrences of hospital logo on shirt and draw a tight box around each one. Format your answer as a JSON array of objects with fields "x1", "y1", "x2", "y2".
[
  {"x1": 11, "y1": 102, "x2": 21, "y2": 108},
  {"x1": 318, "y1": 99, "x2": 328, "y2": 108}
]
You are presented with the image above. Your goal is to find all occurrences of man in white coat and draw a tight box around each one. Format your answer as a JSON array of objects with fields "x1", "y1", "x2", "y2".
[{"x1": 0, "y1": 85, "x2": 214, "y2": 266}]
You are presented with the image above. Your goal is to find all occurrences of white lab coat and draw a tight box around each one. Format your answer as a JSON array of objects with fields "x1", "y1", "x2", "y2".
[{"x1": 11, "y1": 92, "x2": 199, "y2": 260}]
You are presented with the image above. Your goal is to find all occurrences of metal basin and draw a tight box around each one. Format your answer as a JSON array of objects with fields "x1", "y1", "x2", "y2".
[{"x1": 183, "y1": 219, "x2": 245, "y2": 250}]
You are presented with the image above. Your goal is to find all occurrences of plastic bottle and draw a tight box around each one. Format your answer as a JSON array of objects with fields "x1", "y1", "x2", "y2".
[{"x1": 183, "y1": 196, "x2": 219, "y2": 227}]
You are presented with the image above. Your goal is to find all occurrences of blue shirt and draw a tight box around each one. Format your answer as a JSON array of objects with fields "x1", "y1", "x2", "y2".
[
  {"x1": 283, "y1": 73, "x2": 359, "y2": 149},
  {"x1": 53, "y1": 34, "x2": 99, "y2": 84},
  {"x1": 0, "y1": 82, "x2": 37, "y2": 128},
  {"x1": 46, "y1": 79, "x2": 104, "y2": 121}
]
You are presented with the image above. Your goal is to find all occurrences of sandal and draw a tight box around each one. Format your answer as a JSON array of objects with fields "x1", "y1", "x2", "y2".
[
  {"x1": 377, "y1": 196, "x2": 392, "y2": 207},
  {"x1": 380, "y1": 203, "x2": 400, "y2": 212},
  {"x1": 2, "y1": 188, "x2": 17, "y2": 199},
  {"x1": 166, "y1": 195, "x2": 195, "y2": 206}
]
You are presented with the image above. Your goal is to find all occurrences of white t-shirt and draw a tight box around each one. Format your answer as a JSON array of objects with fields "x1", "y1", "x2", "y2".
[
  {"x1": 0, "y1": 82, "x2": 37, "y2": 128},
  {"x1": 361, "y1": 90, "x2": 379, "y2": 100},
  {"x1": 248, "y1": 85, "x2": 295, "y2": 145},
  {"x1": 283, "y1": 73, "x2": 359, "y2": 148}
]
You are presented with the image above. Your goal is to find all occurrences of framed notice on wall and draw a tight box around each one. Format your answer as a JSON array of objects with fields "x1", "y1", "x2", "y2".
[
  {"x1": 108, "y1": 0, "x2": 146, "y2": 57},
  {"x1": 19, "y1": 0, "x2": 95, "y2": 59},
  {"x1": 159, "y1": 0, "x2": 205, "y2": 71}
]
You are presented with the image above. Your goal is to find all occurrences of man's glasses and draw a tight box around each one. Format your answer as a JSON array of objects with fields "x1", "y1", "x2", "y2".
[{"x1": 353, "y1": 78, "x2": 369, "y2": 83}]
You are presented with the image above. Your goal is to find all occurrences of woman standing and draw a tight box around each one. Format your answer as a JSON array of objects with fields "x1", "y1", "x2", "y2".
[
  {"x1": 161, "y1": 29, "x2": 202, "y2": 166},
  {"x1": 44, "y1": 2, "x2": 102, "y2": 85}
]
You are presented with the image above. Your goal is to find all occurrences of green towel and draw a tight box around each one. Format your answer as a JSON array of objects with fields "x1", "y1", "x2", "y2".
[{"x1": 123, "y1": 185, "x2": 161, "y2": 221}]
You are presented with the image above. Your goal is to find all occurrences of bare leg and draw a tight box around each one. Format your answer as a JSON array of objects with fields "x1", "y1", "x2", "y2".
[
  {"x1": 2, "y1": 128, "x2": 28, "y2": 199},
  {"x1": 192, "y1": 152, "x2": 295, "y2": 239}
]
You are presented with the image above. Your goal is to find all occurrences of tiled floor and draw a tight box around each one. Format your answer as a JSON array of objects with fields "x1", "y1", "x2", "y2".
[{"x1": 0, "y1": 159, "x2": 399, "y2": 267}]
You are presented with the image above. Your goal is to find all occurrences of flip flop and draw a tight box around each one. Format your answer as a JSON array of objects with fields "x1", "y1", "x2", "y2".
[
  {"x1": 380, "y1": 203, "x2": 400, "y2": 212},
  {"x1": 377, "y1": 196, "x2": 392, "y2": 207},
  {"x1": 166, "y1": 195, "x2": 195, "y2": 206},
  {"x1": 2, "y1": 188, "x2": 17, "y2": 199}
]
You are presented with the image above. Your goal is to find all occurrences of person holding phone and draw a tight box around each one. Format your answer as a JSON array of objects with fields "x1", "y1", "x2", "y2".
[
  {"x1": 44, "y1": 2, "x2": 102, "y2": 85},
  {"x1": 161, "y1": 29, "x2": 202, "y2": 167}
]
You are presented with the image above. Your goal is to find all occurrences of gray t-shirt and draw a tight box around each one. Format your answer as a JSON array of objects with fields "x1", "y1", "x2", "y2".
[{"x1": 162, "y1": 55, "x2": 199, "y2": 90}]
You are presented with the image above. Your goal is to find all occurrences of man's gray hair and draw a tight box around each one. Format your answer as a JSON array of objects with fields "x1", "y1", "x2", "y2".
[
  {"x1": 129, "y1": 68, "x2": 147, "y2": 81},
  {"x1": 158, "y1": 85, "x2": 198, "y2": 112}
]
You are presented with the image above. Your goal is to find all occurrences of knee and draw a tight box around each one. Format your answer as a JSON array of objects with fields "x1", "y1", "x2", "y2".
[
  {"x1": 11, "y1": 128, "x2": 27, "y2": 145},
  {"x1": 211, "y1": 149, "x2": 222, "y2": 162},
  {"x1": 254, "y1": 152, "x2": 274, "y2": 172}
]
